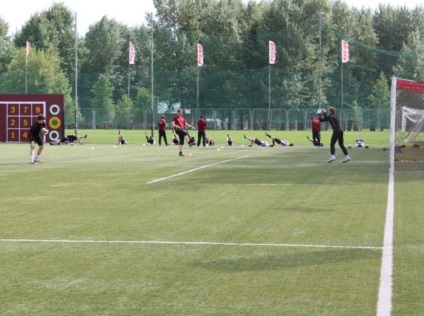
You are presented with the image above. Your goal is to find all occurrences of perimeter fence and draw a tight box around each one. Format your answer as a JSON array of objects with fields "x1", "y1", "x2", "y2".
[{"x1": 73, "y1": 108, "x2": 390, "y2": 132}]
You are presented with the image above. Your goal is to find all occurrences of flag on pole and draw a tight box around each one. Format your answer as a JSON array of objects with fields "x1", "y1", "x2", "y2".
[
  {"x1": 129, "y1": 42, "x2": 135, "y2": 65},
  {"x1": 25, "y1": 41, "x2": 31, "y2": 64},
  {"x1": 269, "y1": 41, "x2": 276, "y2": 65},
  {"x1": 197, "y1": 44, "x2": 204, "y2": 67},
  {"x1": 341, "y1": 40, "x2": 349, "y2": 63}
]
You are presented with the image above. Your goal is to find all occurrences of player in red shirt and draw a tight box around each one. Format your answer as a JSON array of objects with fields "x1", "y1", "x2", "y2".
[
  {"x1": 171, "y1": 108, "x2": 195, "y2": 156},
  {"x1": 311, "y1": 115, "x2": 321, "y2": 147},
  {"x1": 197, "y1": 115, "x2": 207, "y2": 147},
  {"x1": 157, "y1": 116, "x2": 168, "y2": 146}
]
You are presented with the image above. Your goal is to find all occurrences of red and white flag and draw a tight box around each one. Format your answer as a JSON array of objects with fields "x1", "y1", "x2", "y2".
[
  {"x1": 25, "y1": 41, "x2": 31, "y2": 64},
  {"x1": 197, "y1": 44, "x2": 204, "y2": 66},
  {"x1": 269, "y1": 41, "x2": 276, "y2": 65},
  {"x1": 129, "y1": 42, "x2": 135, "y2": 65},
  {"x1": 341, "y1": 40, "x2": 349, "y2": 63}
]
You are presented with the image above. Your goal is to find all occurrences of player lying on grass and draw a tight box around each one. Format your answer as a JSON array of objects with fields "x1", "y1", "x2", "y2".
[
  {"x1": 265, "y1": 132, "x2": 294, "y2": 147},
  {"x1": 206, "y1": 135, "x2": 215, "y2": 146},
  {"x1": 244, "y1": 134, "x2": 270, "y2": 147},
  {"x1": 347, "y1": 135, "x2": 369, "y2": 149},
  {"x1": 67, "y1": 132, "x2": 87, "y2": 144},
  {"x1": 118, "y1": 131, "x2": 127, "y2": 145},
  {"x1": 226, "y1": 134, "x2": 233, "y2": 146},
  {"x1": 50, "y1": 133, "x2": 88, "y2": 146},
  {"x1": 355, "y1": 135, "x2": 368, "y2": 148},
  {"x1": 145, "y1": 132, "x2": 156, "y2": 145}
]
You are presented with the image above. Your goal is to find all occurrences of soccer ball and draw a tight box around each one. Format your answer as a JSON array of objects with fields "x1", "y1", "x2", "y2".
[
  {"x1": 316, "y1": 108, "x2": 323, "y2": 115},
  {"x1": 41, "y1": 128, "x2": 49, "y2": 135},
  {"x1": 348, "y1": 144, "x2": 352, "y2": 149}
]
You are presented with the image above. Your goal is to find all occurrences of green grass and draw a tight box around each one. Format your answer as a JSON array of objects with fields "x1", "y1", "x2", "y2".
[{"x1": 0, "y1": 130, "x2": 422, "y2": 315}]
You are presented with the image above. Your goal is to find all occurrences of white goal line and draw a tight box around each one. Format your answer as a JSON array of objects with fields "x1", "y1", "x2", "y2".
[{"x1": 0, "y1": 238, "x2": 381, "y2": 250}]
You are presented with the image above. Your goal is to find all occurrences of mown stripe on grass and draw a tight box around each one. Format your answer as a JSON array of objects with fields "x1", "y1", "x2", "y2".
[{"x1": 0, "y1": 238, "x2": 382, "y2": 250}]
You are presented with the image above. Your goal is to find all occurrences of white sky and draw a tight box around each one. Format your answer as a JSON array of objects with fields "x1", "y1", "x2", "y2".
[{"x1": 2, "y1": 0, "x2": 423, "y2": 37}]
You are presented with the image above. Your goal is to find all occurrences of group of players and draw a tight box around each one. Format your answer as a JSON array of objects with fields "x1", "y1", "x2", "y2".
[{"x1": 28, "y1": 106, "x2": 366, "y2": 163}]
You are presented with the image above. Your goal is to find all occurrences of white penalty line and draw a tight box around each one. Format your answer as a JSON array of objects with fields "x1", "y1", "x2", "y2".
[
  {"x1": 0, "y1": 238, "x2": 381, "y2": 250},
  {"x1": 146, "y1": 156, "x2": 249, "y2": 184}
]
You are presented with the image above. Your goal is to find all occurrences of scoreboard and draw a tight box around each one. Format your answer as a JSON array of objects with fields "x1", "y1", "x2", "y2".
[{"x1": 0, "y1": 94, "x2": 65, "y2": 143}]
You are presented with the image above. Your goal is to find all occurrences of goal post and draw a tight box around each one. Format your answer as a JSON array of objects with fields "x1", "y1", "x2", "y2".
[{"x1": 391, "y1": 77, "x2": 424, "y2": 173}]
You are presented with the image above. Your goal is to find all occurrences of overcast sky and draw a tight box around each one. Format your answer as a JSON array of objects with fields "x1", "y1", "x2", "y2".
[{"x1": 2, "y1": 0, "x2": 423, "y2": 36}]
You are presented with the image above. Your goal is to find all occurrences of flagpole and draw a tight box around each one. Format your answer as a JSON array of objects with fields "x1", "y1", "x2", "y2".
[
  {"x1": 268, "y1": 64, "x2": 271, "y2": 130},
  {"x1": 197, "y1": 66, "x2": 199, "y2": 117},
  {"x1": 150, "y1": 12, "x2": 154, "y2": 138},
  {"x1": 74, "y1": 12, "x2": 78, "y2": 133},
  {"x1": 341, "y1": 61, "x2": 344, "y2": 129},
  {"x1": 128, "y1": 61, "x2": 130, "y2": 100},
  {"x1": 319, "y1": 13, "x2": 322, "y2": 109},
  {"x1": 25, "y1": 60, "x2": 28, "y2": 94},
  {"x1": 268, "y1": 41, "x2": 275, "y2": 131},
  {"x1": 25, "y1": 41, "x2": 28, "y2": 94}
]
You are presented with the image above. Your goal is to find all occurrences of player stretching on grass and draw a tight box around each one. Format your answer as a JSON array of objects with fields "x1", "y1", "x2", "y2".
[
  {"x1": 244, "y1": 134, "x2": 270, "y2": 147},
  {"x1": 319, "y1": 107, "x2": 350, "y2": 163},
  {"x1": 265, "y1": 132, "x2": 293, "y2": 147},
  {"x1": 29, "y1": 114, "x2": 46, "y2": 164},
  {"x1": 171, "y1": 108, "x2": 195, "y2": 157}
]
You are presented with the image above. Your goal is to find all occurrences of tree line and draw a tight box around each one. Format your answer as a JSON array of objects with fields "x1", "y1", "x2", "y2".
[{"x1": 0, "y1": 0, "x2": 423, "y2": 127}]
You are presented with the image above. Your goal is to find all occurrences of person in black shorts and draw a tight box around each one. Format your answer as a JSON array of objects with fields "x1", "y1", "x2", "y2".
[
  {"x1": 29, "y1": 114, "x2": 46, "y2": 164},
  {"x1": 171, "y1": 108, "x2": 195, "y2": 156}
]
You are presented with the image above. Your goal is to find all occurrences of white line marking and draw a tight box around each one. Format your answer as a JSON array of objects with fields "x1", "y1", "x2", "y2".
[
  {"x1": 377, "y1": 169, "x2": 394, "y2": 315},
  {"x1": 0, "y1": 238, "x2": 381, "y2": 250},
  {"x1": 146, "y1": 156, "x2": 249, "y2": 184},
  {"x1": 230, "y1": 183, "x2": 352, "y2": 187}
]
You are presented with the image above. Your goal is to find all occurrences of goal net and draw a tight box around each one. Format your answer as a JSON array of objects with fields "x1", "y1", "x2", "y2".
[{"x1": 391, "y1": 77, "x2": 424, "y2": 173}]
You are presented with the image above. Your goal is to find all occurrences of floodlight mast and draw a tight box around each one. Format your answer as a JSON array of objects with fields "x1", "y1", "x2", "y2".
[
  {"x1": 150, "y1": 12, "x2": 155, "y2": 138},
  {"x1": 74, "y1": 12, "x2": 78, "y2": 134}
]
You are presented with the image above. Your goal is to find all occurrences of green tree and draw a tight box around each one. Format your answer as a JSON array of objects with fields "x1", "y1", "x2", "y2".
[
  {"x1": 0, "y1": 17, "x2": 15, "y2": 74},
  {"x1": 90, "y1": 74, "x2": 114, "y2": 128},
  {"x1": 0, "y1": 47, "x2": 71, "y2": 95},
  {"x1": 14, "y1": 3, "x2": 75, "y2": 78},
  {"x1": 115, "y1": 94, "x2": 134, "y2": 129},
  {"x1": 80, "y1": 17, "x2": 128, "y2": 108},
  {"x1": 367, "y1": 72, "x2": 390, "y2": 130},
  {"x1": 393, "y1": 30, "x2": 424, "y2": 81}
]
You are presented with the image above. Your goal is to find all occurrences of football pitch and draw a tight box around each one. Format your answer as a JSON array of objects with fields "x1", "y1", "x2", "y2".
[{"x1": 1, "y1": 130, "x2": 423, "y2": 315}]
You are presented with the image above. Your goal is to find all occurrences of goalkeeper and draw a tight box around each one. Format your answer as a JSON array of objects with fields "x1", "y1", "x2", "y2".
[{"x1": 319, "y1": 107, "x2": 350, "y2": 163}]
